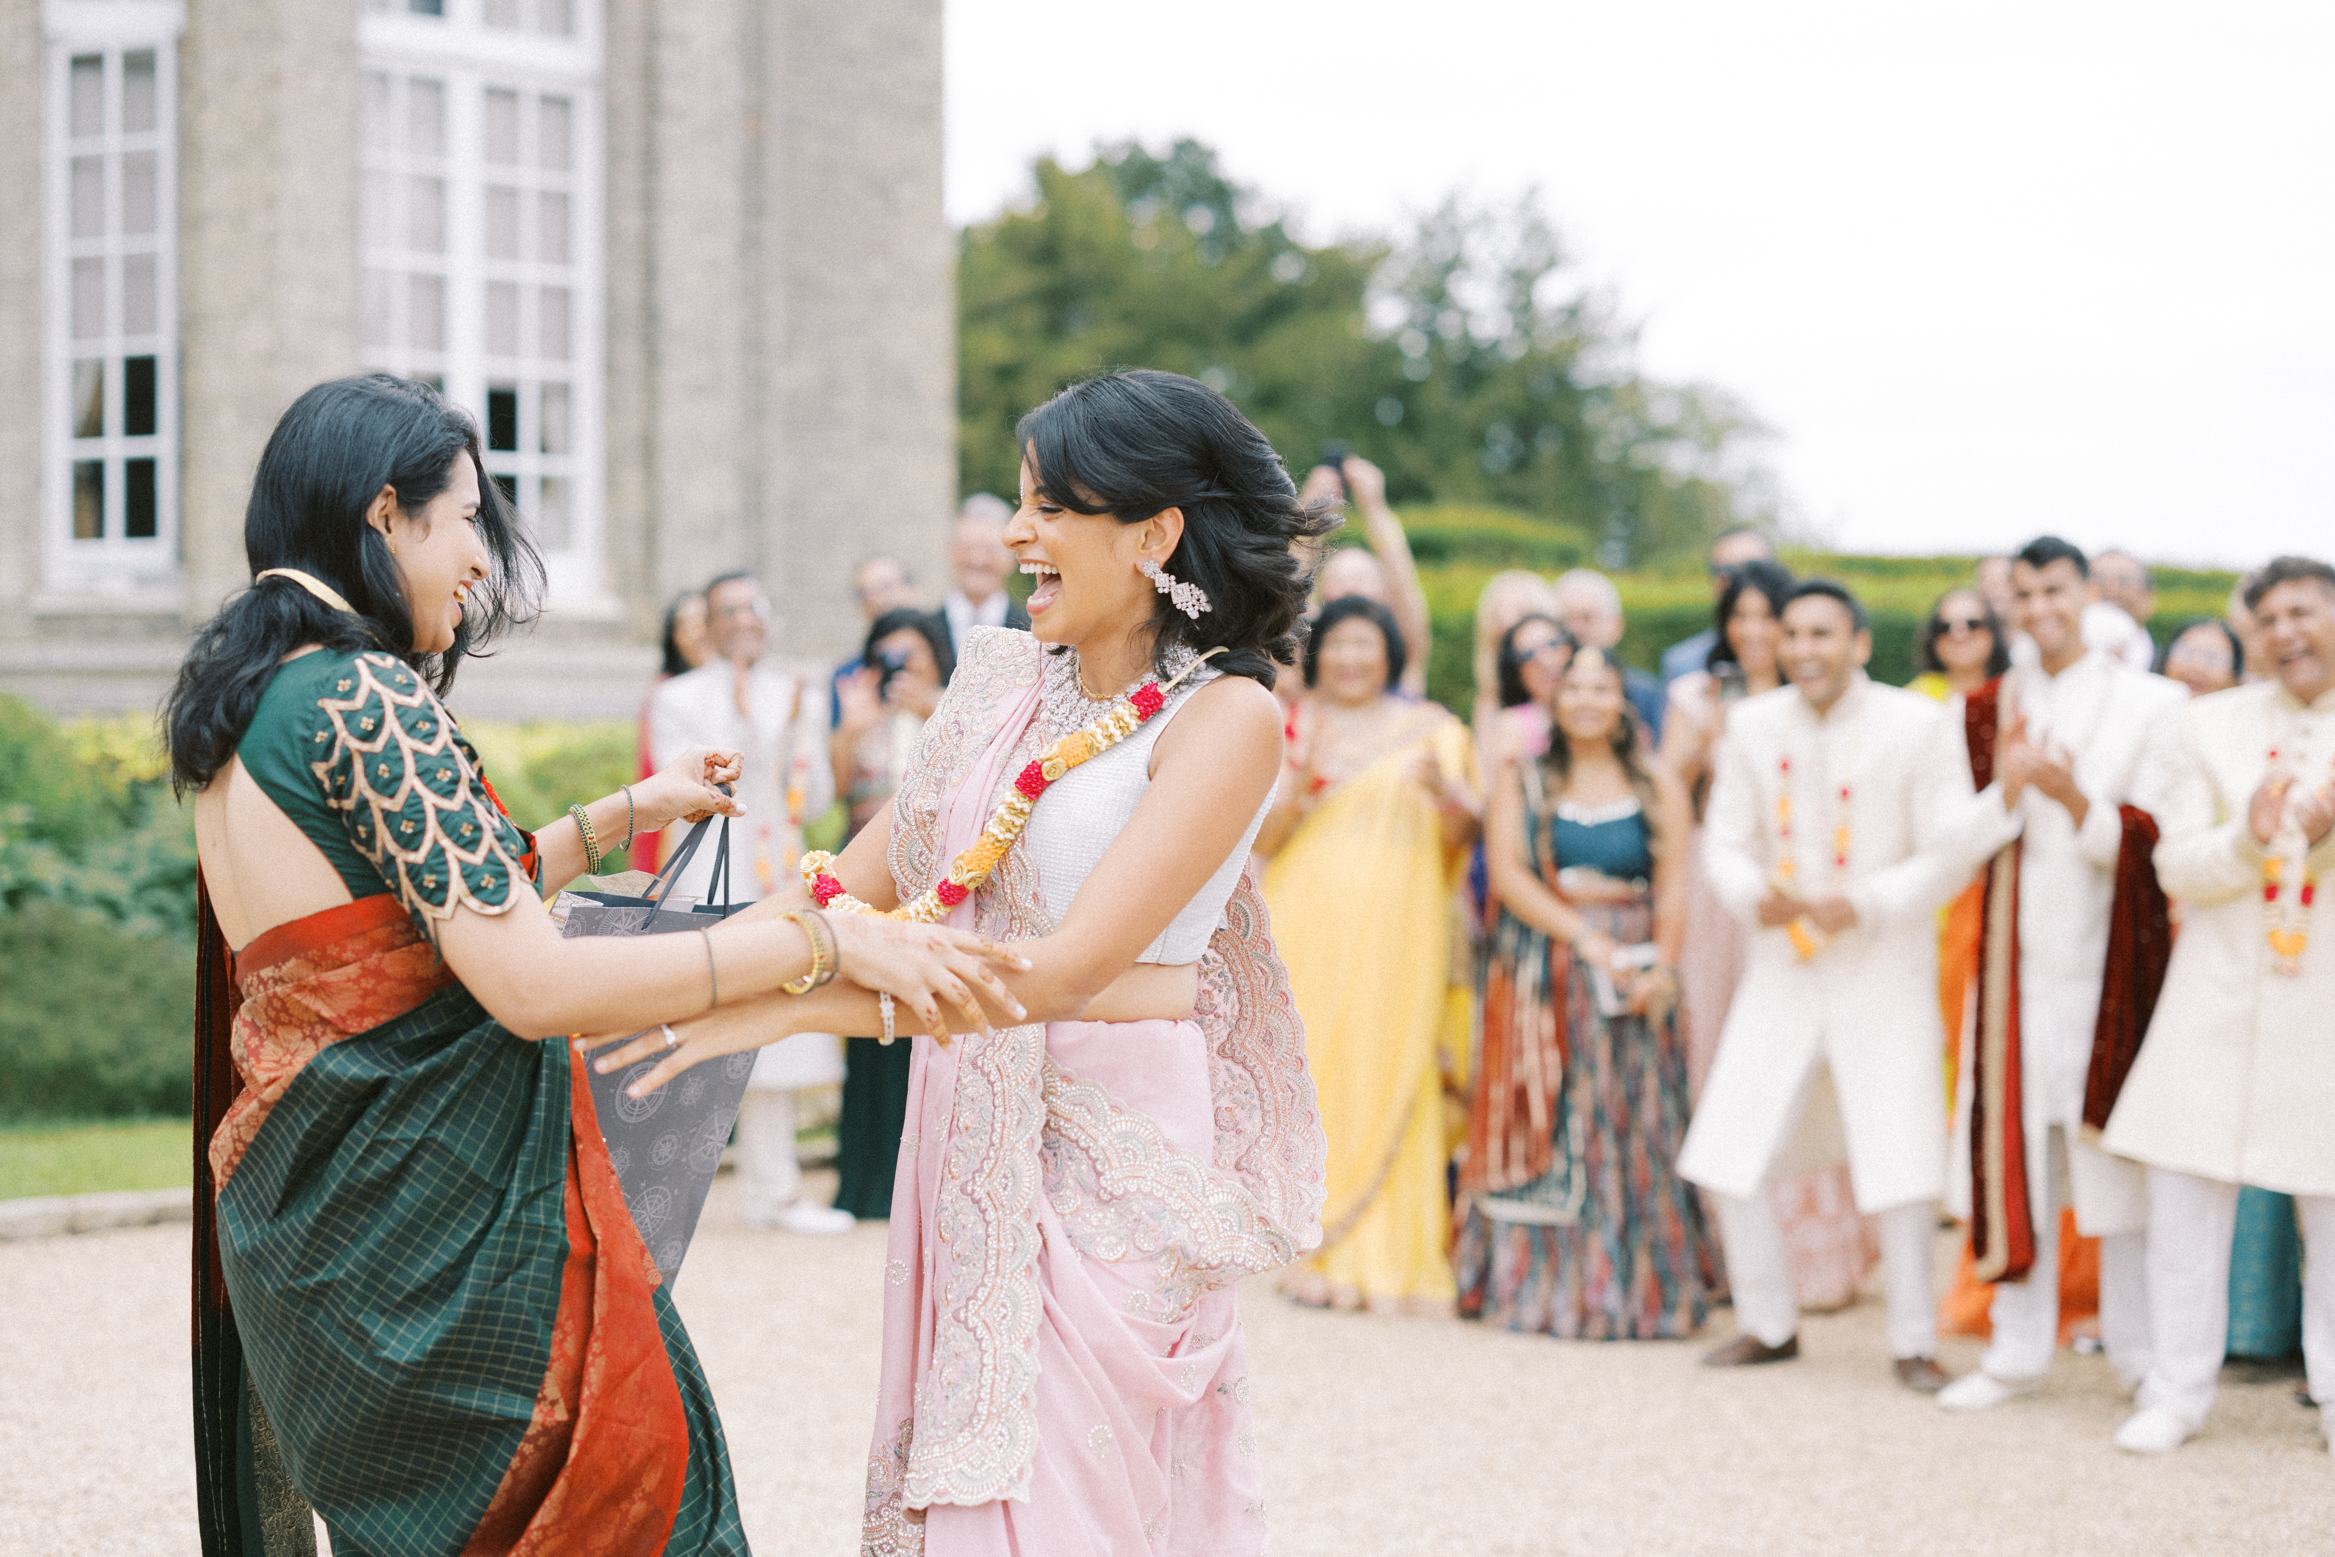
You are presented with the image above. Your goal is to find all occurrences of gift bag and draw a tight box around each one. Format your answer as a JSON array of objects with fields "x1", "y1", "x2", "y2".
[{"x1": 555, "y1": 814, "x2": 754, "y2": 1283}]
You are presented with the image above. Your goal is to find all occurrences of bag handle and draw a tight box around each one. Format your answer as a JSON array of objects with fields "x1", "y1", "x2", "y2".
[{"x1": 643, "y1": 786, "x2": 735, "y2": 915}]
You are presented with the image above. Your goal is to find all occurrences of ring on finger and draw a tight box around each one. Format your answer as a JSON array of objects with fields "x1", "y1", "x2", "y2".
[{"x1": 661, "y1": 1023, "x2": 680, "y2": 1049}]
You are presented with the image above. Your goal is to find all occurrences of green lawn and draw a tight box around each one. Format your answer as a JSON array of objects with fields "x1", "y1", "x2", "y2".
[{"x1": 0, "y1": 1119, "x2": 192, "y2": 1200}]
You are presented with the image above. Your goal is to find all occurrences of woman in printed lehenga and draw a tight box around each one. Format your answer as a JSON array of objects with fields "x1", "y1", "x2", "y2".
[
  {"x1": 1453, "y1": 645, "x2": 1717, "y2": 1335},
  {"x1": 1657, "y1": 560, "x2": 1878, "y2": 1312},
  {"x1": 176, "y1": 375, "x2": 1010, "y2": 1557},
  {"x1": 1253, "y1": 596, "x2": 1480, "y2": 1313},
  {"x1": 590, "y1": 369, "x2": 1330, "y2": 1556}
]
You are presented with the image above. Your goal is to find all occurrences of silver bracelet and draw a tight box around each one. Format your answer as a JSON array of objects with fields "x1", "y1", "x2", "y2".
[
  {"x1": 619, "y1": 784, "x2": 637, "y2": 849},
  {"x1": 878, "y1": 991, "x2": 896, "y2": 1046}
]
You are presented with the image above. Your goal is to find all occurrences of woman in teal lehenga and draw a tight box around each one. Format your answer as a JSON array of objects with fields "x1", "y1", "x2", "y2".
[{"x1": 175, "y1": 375, "x2": 1019, "y2": 1556}]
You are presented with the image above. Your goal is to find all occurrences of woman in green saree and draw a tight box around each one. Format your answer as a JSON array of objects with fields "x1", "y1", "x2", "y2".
[{"x1": 172, "y1": 375, "x2": 1021, "y2": 1557}]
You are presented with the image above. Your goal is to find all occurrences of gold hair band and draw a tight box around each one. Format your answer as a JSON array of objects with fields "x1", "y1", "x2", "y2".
[{"x1": 254, "y1": 568, "x2": 356, "y2": 613}]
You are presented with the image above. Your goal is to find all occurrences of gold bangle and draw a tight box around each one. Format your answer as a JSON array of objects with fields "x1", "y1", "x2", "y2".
[
  {"x1": 569, "y1": 803, "x2": 602, "y2": 873},
  {"x1": 778, "y1": 910, "x2": 829, "y2": 996},
  {"x1": 804, "y1": 908, "x2": 839, "y2": 987}
]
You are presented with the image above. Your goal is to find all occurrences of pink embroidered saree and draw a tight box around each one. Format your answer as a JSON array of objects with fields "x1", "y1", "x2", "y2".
[{"x1": 860, "y1": 628, "x2": 1326, "y2": 1557}]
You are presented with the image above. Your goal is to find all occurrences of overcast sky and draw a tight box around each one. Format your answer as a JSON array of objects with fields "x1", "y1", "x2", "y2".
[{"x1": 945, "y1": 0, "x2": 2333, "y2": 566}]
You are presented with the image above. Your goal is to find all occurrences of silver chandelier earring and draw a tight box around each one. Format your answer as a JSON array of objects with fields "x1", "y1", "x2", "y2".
[{"x1": 1139, "y1": 557, "x2": 1211, "y2": 620}]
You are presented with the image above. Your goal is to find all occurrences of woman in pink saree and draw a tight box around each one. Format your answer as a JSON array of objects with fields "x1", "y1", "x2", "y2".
[{"x1": 594, "y1": 369, "x2": 1333, "y2": 1555}]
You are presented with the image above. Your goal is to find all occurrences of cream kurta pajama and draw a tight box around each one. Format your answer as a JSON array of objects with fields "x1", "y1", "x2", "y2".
[
  {"x1": 1679, "y1": 675, "x2": 2004, "y2": 1358},
  {"x1": 1945, "y1": 653, "x2": 2188, "y2": 1387},
  {"x1": 2104, "y1": 681, "x2": 2335, "y2": 1435},
  {"x1": 651, "y1": 656, "x2": 839, "y2": 1223}
]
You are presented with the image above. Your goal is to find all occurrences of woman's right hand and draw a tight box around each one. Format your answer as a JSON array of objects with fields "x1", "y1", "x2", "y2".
[
  {"x1": 1574, "y1": 929, "x2": 1622, "y2": 974},
  {"x1": 827, "y1": 913, "x2": 1032, "y2": 1040}
]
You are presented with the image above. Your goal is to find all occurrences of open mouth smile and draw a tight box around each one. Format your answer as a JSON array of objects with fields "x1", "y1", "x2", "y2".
[{"x1": 1020, "y1": 559, "x2": 1062, "y2": 614}]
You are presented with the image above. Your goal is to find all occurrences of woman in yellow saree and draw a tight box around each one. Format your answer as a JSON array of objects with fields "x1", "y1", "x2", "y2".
[{"x1": 1257, "y1": 596, "x2": 1479, "y2": 1311}]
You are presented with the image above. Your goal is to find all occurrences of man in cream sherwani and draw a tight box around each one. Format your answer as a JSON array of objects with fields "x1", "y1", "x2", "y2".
[
  {"x1": 652, "y1": 570, "x2": 845, "y2": 1234},
  {"x1": 2102, "y1": 555, "x2": 2335, "y2": 1455},
  {"x1": 1680, "y1": 580, "x2": 2004, "y2": 1389},
  {"x1": 1936, "y1": 536, "x2": 2188, "y2": 1412}
]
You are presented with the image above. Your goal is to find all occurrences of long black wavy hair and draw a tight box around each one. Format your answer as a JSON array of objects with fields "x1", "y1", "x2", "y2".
[
  {"x1": 1707, "y1": 559, "x2": 1796, "y2": 675},
  {"x1": 165, "y1": 375, "x2": 542, "y2": 793},
  {"x1": 1014, "y1": 369, "x2": 1340, "y2": 687}
]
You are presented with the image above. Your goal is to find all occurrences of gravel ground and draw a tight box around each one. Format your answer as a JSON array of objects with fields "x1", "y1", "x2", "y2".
[{"x1": 9, "y1": 1172, "x2": 2328, "y2": 1556}]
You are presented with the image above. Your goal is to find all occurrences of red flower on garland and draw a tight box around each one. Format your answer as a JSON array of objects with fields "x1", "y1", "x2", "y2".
[
  {"x1": 1131, "y1": 683, "x2": 1166, "y2": 720},
  {"x1": 935, "y1": 881, "x2": 969, "y2": 908},
  {"x1": 1015, "y1": 761, "x2": 1049, "y2": 799},
  {"x1": 812, "y1": 874, "x2": 844, "y2": 907}
]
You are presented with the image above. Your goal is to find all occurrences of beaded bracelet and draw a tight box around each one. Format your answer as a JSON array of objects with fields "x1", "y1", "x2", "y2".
[
  {"x1": 568, "y1": 803, "x2": 603, "y2": 874},
  {"x1": 619, "y1": 784, "x2": 637, "y2": 850}
]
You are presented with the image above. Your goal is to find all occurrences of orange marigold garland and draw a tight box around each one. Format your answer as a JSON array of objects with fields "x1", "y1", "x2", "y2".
[
  {"x1": 803, "y1": 651, "x2": 1217, "y2": 923},
  {"x1": 1773, "y1": 754, "x2": 1851, "y2": 961},
  {"x1": 2262, "y1": 742, "x2": 2324, "y2": 977}
]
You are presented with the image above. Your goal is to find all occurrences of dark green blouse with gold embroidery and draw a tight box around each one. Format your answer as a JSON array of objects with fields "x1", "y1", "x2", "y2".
[{"x1": 239, "y1": 648, "x2": 533, "y2": 936}]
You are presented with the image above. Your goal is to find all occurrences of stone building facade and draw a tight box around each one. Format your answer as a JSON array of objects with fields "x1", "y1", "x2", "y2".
[{"x1": 0, "y1": 0, "x2": 952, "y2": 719}]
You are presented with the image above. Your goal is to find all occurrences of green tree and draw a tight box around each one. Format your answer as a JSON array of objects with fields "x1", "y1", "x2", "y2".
[{"x1": 957, "y1": 139, "x2": 1772, "y2": 565}]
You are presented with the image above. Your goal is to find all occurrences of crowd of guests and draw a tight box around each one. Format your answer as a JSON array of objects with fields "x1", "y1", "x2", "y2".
[{"x1": 642, "y1": 463, "x2": 2330, "y2": 1460}]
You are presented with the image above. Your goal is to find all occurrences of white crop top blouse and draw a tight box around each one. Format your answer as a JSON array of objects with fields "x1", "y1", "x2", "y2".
[{"x1": 1020, "y1": 667, "x2": 1275, "y2": 963}]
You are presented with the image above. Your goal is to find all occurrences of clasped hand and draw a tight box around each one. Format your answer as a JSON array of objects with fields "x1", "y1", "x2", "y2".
[
  {"x1": 1996, "y1": 715, "x2": 2085, "y2": 823},
  {"x1": 2250, "y1": 772, "x2": 2335, "y2": 848},
  {"x1": 636, "y1": 745, "x2": 747, "y2": 829},
  {"x1": 580, "y1": 915, "x2": 1032, "y2": 1100},
  {"x1": 1755, "y1": 889, "x2": 1856, "y2": 934}
]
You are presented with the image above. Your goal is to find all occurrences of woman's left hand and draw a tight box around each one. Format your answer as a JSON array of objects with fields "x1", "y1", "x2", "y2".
[
  {"x1": 1622, "y1": 964, "x2": 1679, "y2": 1021},
  {"x1": 578, "y1": 1003, "x2": 781, "y2": 1100},
  {"x1": 636, "y1": 745, "x2": 745, "y2": 828}
]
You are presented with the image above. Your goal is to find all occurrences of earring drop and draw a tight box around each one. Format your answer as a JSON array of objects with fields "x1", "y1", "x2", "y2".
[{"x1": 1139, "y1": 557, "x2": 1211, "y2": 620}]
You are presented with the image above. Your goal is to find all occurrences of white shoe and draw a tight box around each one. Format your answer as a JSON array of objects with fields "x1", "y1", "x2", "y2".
[
  {"x1": 2112, "y1": 1403, "x2": 2193, "y2": 1454},
  {"x1": 1936, "y1": 1370, "x2": 2042, "y2": 1413},
  {"x1": 774, "y1": 1201, "x2": 856, "y2": 1236}
]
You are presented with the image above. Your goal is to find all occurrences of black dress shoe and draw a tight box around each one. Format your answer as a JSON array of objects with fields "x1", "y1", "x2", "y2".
[
  {"x1": 1703, "y1": 1333, "x2": 1800, "y2": 1367},
  {"x1": 1895, "y1": 1356, "x2": 1950, "y2": 1393}
]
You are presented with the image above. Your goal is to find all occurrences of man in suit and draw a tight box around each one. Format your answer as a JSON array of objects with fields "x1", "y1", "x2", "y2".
[{"x1": 941, "y1": 495, "x2": 1027, "y2": 659}]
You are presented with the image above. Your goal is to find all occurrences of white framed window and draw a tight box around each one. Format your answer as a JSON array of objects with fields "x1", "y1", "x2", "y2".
[
  {"x1": 40, "y1": 1, "x2": 186, "y2": 597},
  {"x1": 359, "y1": 0, "x2": 610, "y2": 612}
]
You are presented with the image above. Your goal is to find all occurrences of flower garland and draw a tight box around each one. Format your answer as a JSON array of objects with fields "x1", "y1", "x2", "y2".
[
  {"x1": 1773, "y1": 754, "x2": 1851, "y2": 962},
  {"x1": 802, "y1": 650, "x2": 1221, "y2": 923},
  {"x1": 2261, "y1": 741, "x2": 2325, "y2": 977}
]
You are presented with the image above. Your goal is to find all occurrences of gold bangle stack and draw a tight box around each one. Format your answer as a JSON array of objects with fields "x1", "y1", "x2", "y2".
[
  {"x1": 569, "y1": 803, "x2": 603, "y2": 873},
  {"x1": 779, "y1": 909, "x2": 838, "y2": 995}
]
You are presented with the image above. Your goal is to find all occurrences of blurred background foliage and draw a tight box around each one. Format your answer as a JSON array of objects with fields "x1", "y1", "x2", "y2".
[{"x1": 959, "y1": 139, "x2": 1774, "y2": 570}]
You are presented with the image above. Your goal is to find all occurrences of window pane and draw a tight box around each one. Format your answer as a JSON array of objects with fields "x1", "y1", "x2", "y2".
[
  {"x1": 540, "y1": 382, "x2": 570, "y2": 453},
  {"x1": 123, "y1": 151, "x2": 158, "y2": 235},
  {"x1": 537, "y1": 476, "x2": 570, "y2": 548},
  {"x1": 125, "y1": 459, "x2": 158, "y2": 538},
  {"x1": 409, "y1": 78, "x2": 445, "y2": 159},
  {"x1": 409, "y1": 175, "x2": 445, "y2": 251},
  {"x1": 363, "y1": 72, "x2": 393, "y2": 151},
  {"x1": 486, "y1": 281, "x2": 518, "y2": 355},
  {"x1": 485, "y1": 186, "x2": 520, "y2": 259},
  {"x1": 72, "y1": 258, "x2": 104, "y2": 338},
  {"x1": 70, "y1": 57, "x2": 103, "y2": 139},
  {"x1": 73, "y1": 360, "x2": 104, "y2": 438},
  {"x1": 540, "y1": 286, "x2": 569, "y2": 360},
  {"x1": 71, "y1": 156, "x2": 104, "y2": 239},
  {"x1": 408, "y1": 0, "x2": 445, "y2": 14},
  {"x1": 492, "y1": 471, "x2": 519, "y2": 511},
  {"x1": 485, "y1": 90, "x2": 520, "y2": 164},
  {"x1": 361, "y1": 269, "x2": 392, "y2": 347},
  {"x1": 540, "y1": 97, "x2": 571, "y2": 171},
  {"x1": 362, "y1": 170, "x2": 395, "y2": 247},
  {"x1": 543, "y1": 0, "x2": 574, "y2": 36},
  {"x1": 74, "y1": 461, "x2": 104, "y2": 539},
  {"x1": 485, "y1": 0, "x2": 520, "y2": 26},
  {"x1": 410, "y1": 274, "x2": 445, "y2": 350},
  {"x1": 125, "y1": 356, "x2": 157, "y2": 436},
  {"x1": 123, "y1": 52, "x2": 157, "y2": 134},
  {"x1": 538, "y1": 191, "x2": 568, "y2": 263},
  {"x1": 123, "y1": 254, "x2": 157, "y2": 334},
  {"x1": 486, "y1": 385, "x2": 519, "y2": 451}
]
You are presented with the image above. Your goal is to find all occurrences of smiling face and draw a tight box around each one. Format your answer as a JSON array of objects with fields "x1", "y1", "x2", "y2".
[
  {"x1": 1724, "y1": 588, "x2": 1783, "y2": 680},
  {"x1": 951, "y1": 516, "x2": 1013, "y2": 606},
  {"x1": 2012, "y1": 556, "x2": 2090, "y2": 672},
  {"x1": 2163, "y1": 621, "x2": 2237, "y2": 697},
  {"x1": 2256, "y1": 577, "x2": 2335, "y2": 705},
  {"x1": 706, "y1": 577, "x2": 769, "y2": 666},
  {"x1": 1780, "y1": 593, "x2": 1870, "y2": 713},
  {"x1": 1930, "y1": 589, "x2": 1996, "y2": 676},
  {"x1": 1315, "y1": 614, "x2": 1393, "y2": 706},
  {"x1": 372, "y1": 455, "x2": 487, "y2": 656},
  {"x1": 1006, "y1": 456, "x2": 1171, "y2": 658},
  {"x1": 1553, "y1": 649, "x2": 1628, "y2": 750},
  {"x1": 1510, "y1": 617, "x2": 1572, "y2": 706}
]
